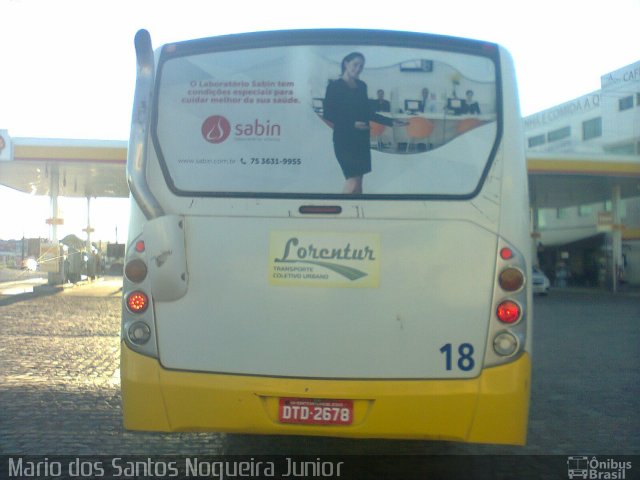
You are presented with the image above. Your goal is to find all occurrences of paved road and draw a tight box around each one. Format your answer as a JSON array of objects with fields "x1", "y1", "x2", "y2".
[{"x1": 0, "y1": 279, "x2": 638, "y2": 456}]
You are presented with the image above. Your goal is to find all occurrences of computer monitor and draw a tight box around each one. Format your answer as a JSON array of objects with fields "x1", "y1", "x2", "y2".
[
  {"x1": 404, "y1": 99, "x2": 421, "y2": 113},
  {"x1": 447, "y1": 98, "x2": 464, "y2": 115},
  {"x1": 312, "y1": 98, "x2": 324, "y2": 114}
]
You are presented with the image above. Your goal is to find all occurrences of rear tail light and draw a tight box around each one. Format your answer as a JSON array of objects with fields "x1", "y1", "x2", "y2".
[
  {"x1": 496, "y1": 300, "x2": 521, "y2": 324},
  {"x1": 498, "y1": 267, "x2": 524, "y2": 292},
  {"x1": 125, "y1": 259, "x2": 148, "y2": 283},
  {"x1": 126, "y1": 291, "x2": 149, "y2": 314},
  {"x1": 499, "y1": 247, "x2": 514, "y2": 260},
  {"x1": 135, "y1": 240, "x2": 146, "y2": 253},
  {"x1": 485, "y1": 240, "x2": 528, "y2": 367}
]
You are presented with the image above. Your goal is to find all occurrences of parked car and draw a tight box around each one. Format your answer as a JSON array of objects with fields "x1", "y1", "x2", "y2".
[{"x1": 532, "y1": 266, "x2": 550, "y2": 295}]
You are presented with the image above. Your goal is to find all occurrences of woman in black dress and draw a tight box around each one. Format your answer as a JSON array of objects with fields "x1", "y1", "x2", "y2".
[{"x1": 323, "y1": 52, "x2": 403, "y2": 194}]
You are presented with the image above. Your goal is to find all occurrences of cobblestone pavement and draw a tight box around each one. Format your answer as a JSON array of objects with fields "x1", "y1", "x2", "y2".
[
  {"x1": 0, "y1": 278, "x2": 223, "y2": 455},
  {"x1": 0, "y1": 279, "x2": 638, "y2": 456}
]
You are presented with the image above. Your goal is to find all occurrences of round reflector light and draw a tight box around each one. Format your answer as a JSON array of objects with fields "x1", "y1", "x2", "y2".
[
  {"x1": 126, "y1": 291, "x2": 149, "y2": 313},
  {"x1": 125, "y1": 259, "x2": 148, "y2": 283},
  {"x1": 499, "y1": 268, "x2": 525, "y2": 292},
  {"x1": 496, "y1": 300, "x2": 521, "y2": 324},
  {"x1": 135, "y1": 240, "x2": 146, "y2": 253},
  {"x1": 493, "y1": 332, "x2": 518, "y2": 356}
]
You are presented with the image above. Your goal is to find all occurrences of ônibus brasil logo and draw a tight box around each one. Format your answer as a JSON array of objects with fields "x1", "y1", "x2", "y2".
[{"x1": 201, "y1": 115, "x2": 231, "y2": 144}]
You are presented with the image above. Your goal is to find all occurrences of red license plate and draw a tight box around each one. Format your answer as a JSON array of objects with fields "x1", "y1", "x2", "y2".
[{"x1": 278, "y1": 398, "x2": 353, "y2": 425}]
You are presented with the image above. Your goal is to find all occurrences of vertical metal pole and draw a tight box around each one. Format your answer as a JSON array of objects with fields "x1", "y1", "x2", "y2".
[
  {"x1": 611, "y1": 185, "x2": 622, "y2": 293},
  {"x1": 530, "y1": 181, "x2": 540, "y2": 267},
  {"x1": 530, "y1": 207, "x2": 538, "y2": 264},
  {"x1": 86, "y1": 196, "x2": 94, "y2": 279},
  {"x1": 50, "y1": 169, "x2": 60, "y2": 243},
  {"x1": 86, "y1": 196, "x2": 92, "y2": 252}
]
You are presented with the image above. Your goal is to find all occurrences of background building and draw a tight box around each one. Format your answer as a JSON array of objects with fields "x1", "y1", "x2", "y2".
[{"x1": 524, "y1": 61, "x2": 640, "y2": 287}]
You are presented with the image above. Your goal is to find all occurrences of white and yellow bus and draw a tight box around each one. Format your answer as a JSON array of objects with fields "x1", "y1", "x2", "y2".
[{"x1": 121, "y1": 28, "x2": 532, "y2": 445}]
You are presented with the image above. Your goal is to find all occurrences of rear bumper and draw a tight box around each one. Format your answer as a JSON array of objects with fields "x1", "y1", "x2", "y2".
[{"x1": 121, "y1": 343, "x2": 530, "y2": 445}]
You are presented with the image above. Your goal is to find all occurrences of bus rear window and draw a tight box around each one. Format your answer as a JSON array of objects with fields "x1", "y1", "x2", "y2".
[{"x1": 152, "y1": 40, "x2": 499, "y2": 198}]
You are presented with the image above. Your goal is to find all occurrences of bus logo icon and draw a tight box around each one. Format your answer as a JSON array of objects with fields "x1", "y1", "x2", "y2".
[
  {"x1": 567, "y1": 456, "x2": 633, "y2": 479},
  {"x1": 567, "y1": 456, "x2": 589, "y2": 479},
  {"x1": 202, "y1": 115, "x2": 231, "y2": 144}
]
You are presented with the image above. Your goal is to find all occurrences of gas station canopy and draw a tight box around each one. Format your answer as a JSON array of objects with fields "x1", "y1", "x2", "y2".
[
  {"x1": 0, "y1": 136, "x2": 128, "y2": 198},
  {"x1": 527, "y1": 153, "x2": 640, "y2": 209}
]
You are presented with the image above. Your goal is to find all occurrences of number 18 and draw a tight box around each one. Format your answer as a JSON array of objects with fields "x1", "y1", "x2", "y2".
[{"x1": 440, "y1": 343, "x2": 475, "y2": 371}]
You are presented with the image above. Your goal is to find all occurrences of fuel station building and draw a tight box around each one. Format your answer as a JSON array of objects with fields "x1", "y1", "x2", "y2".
[{"x1": 524, "y1": 60, "x2": 640, "y2": 287}]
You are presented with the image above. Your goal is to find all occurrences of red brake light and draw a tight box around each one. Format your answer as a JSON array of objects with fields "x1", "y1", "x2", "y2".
[
  {"x1": 496, "y1": 300, "x2": 521, "y2": 324},
  {"x1": 500, "y1": 247, "x2": 514, "y2": 260},
  {"x1": 135, "y1": 240, "x2": 146, "y2": 253},
  {"x1": 299, "y1": 205, "x2": 343, "y2": 215},
  {"x1": 127, "y1": 291, "x2": 149, "y2": 313}
]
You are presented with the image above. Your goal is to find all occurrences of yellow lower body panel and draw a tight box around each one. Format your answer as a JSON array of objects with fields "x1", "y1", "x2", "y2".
[{"x1": 121, "y1": 343, "x2": 530, "y2": 445}]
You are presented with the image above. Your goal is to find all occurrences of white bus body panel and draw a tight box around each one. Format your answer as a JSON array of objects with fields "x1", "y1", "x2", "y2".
[{"x1": 153, "y1": 216, "x2": 497, "y2": 379}]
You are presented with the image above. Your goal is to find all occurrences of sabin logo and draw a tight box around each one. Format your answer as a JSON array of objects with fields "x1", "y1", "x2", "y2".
[{"x1": 201, "y1": 115, "x2": 231, "y2": 144}]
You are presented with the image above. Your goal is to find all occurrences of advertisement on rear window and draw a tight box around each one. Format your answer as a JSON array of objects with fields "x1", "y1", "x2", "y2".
[{"x1": 154, "y1": 45, "x2": 497, "y2": 196}]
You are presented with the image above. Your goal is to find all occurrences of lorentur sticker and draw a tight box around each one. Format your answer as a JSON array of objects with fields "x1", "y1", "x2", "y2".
[{"x1": 269, "y1": 232, "x2": 380, "y2": 288}]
